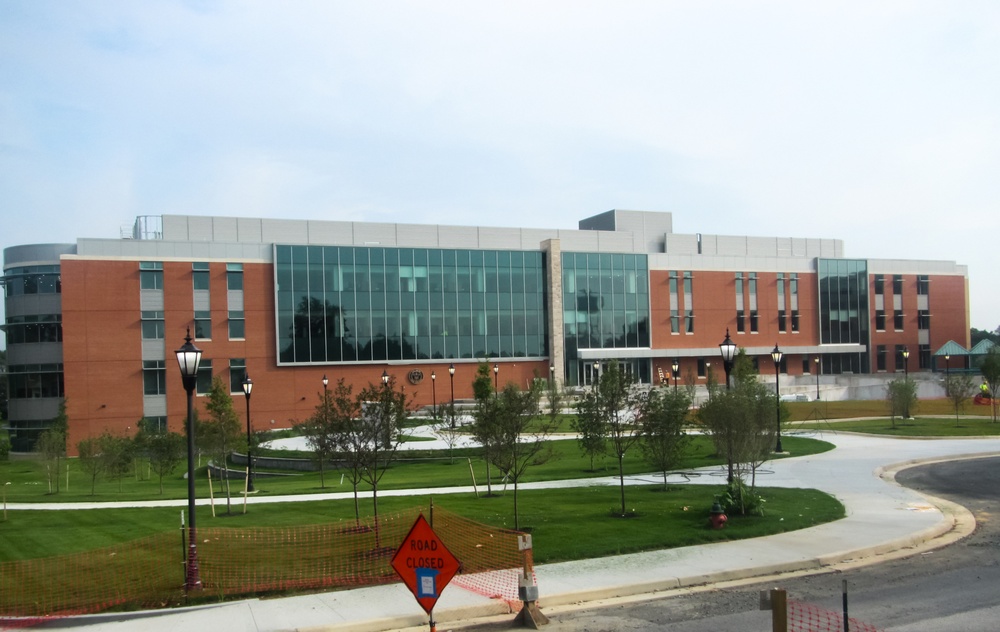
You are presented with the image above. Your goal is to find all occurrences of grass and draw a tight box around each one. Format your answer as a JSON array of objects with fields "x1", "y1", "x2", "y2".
[
  {"x1": 0, "y1": 436, "x2": 833, "y2": 504},
  {"x1": 783, "y1": 397, "x2": 995, "y2": 421},
  {"x1": 793, "y1": 415, "x2": 1000, "y2": 436},
  {"x1": 0, "y1": 482, "x2": 844, "y2": 564}
]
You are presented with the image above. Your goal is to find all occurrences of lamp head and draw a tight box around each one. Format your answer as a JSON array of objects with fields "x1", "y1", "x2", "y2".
[
  {"x1": 175, "y1": 328, "x2": 202, "y2": 378},
  {"x1": 719, "y1": 328, "x2": 737, "y2": 363}
]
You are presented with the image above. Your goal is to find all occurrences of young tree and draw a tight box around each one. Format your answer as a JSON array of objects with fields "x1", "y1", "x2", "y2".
[
  {"x1": 35, "y1": 428, "x2": 65, "y2": 494},
  {"x1": 470, "y1": 362, "x2": 502, "y2": 495},
  {"x1": 490, "y1": 381, "x2": 550, "y2": 530},
  {"x1": 575, "y1": 360, "x2": 643, "y2": 517},
  {"x1": 572, "y1": 392, "x2": 608, "y2": 472},
  {"x1": 431, "y1": 403, "x2": 463, "y2": 464},
  {"x1": 698, "y1": 352, "x2": 777, "y2": 488},
  {"x1": 885, "y1": 379, "x2": 918, "y2": 427},
  {"x1": 146, "y1": 430, "x2": 186, "y2": 494},
  {"x1": 638, "y1": 385, "x2": 691, "y2": 490},
  {"x1": 76, "y1": 436, "x2": 103, "y2": 495},
  {"x1": 979, "y1": 348, "x2": 1000, "y2": 422},
  {"x1": 98, "y1": 431, "x2": 134, "y2": 493},
  {"x1": 199, "y1": 376, "x2": 244, "y2": 514},
  {"x1": 944, "y1": 373, "x2": 977, "y2": 422},
  {"x1": 349, "y1": 376, "x2": 409, "y2": 546},
  {"x1": 297, "y1": 379, "x2": 354, "y2": 489}
]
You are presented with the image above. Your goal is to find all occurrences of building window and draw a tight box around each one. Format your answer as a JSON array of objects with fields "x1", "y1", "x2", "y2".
[
  {"x1": 894, "y1": 309, "x2": 904, "y2": 331},
  {"x1": 874, "y1": 274, "x2": 884, "y2": 295},
  {"x1": 697, "y1": 358, "x2": 706, "y2": 378},
  {"x1": 893, "y1": 274, "x2": 903, "y2": 294},
  {"x1": 141, "y1": 311, "x2": 165, "y2": 340},
  {"x1": 229, "y1": 358, "x2": 246, "y2": 393},
  {"x1": 919, "y1": 344, "x2": 931, "y2": 369},
  {"x1": 139, "y1": 417, "x2": 168, "y2": 433},
  {"x1": 143, "y1": 360, "x2": 166, "y2": 395},
  {"x1": 194, "y1": 310, "x2": 212, "y2": 340},
  {"x1": 791, "y1": 309, "x2": 799, "y2": 333},
  {"x1": 917, "y1": 275, "x2": 929, "y2": 296},
  {"x1": 229, "y1": 310, "x2": 245, "y2": 339},
  {"x1": 196, "y1": 359, "x2": 213, "y2": 395},
  {"x1": 3, "y1": 265, "x2": 62, "y2": 297},
  {"x1": 778, "y1": 310, "x2": 786, "y2": 333},
  {"x1": 139, "y1": 261, "x2": 163, "y2": 290},
  {"x1": 802, "y1": 358, "x2": 810, "y2": 374},
  {"x1": 685, "y1": 310, "x2": 694, "y2": 334},
  {"x1": 895, "y1": 345, "x2": 907, "y2": 371},
  {"x1": 227, "y1": 263, "x2": 244, "y2": 291},
  {"x1": 917, "y1": 309, "x2": 930, "y2": 330},
  {"x1": 193, "y1": 262, "x2": 210, "y2": 290},
  {"x1": 736, "y1": 310, "x2": 745, "y2": 333},
  {"x1": 5, "y1": 315, "x2": 62, "y2": 344},
  {"x1": 749, "y1": 310, "x2": 758, "y2": 333},
  {"x1": 877, "y1": 345, "x2": 886, "y2": 371},
  {"x1": 670, "y1": 309, "x2": 679, "y2": 333},
  {"x1": 7, "y1": 364, "x2": 64, "y2": 399},
  {"x1": 683, "y1": 272, "x2": 693, "y2": 333},
  {"x1": 875, "y1": 310, "x2": 886, "y2": 331}
]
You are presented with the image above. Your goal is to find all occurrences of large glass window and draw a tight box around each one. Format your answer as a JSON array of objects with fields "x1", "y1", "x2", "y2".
[
  {"x1": 228, "y1": 310, "x2": 245, "y2": 339},
  {"x1": 196, "y1": 359, "x2": 213, "y2": 395},
  {"x1": 227, "y1": 263, "x2": 244, "y2": 291},
  {"x1": 194, "y1": 310, "x2": 211, "y2": 340},
  {"x1": 229, "y1": 358, "x2": 246, "y2": 393},
  {"x1": 275, "y1": 245, "x2": 548, "y2": 364},
  {"x1": 5, "y1": 315, "x2": 62, "y2": 344},
  {"x1": 917, "y1": 275, "x2": 929, "y2": 296},
  {"x1": 7, "y1": 364, "x2": 64, "y2": 399},
  {"x1": 818, "y1": 259, "x2": 869, "y2": 372}
]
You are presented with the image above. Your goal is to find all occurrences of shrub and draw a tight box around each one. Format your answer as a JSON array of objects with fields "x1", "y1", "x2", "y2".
[{"x1": 720, "y1": 478, "x2": 765, "y2": 516}]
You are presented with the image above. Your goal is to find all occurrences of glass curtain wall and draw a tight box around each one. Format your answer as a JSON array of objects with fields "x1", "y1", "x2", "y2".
[
  {"x1": 561, "y1": 252, "x2": 650, "y2": 385},
  {"x1": 275, "y1": 245, "x2": 547, "y2": 364},
  {"x1": 818, "y1": 258, "x2": 870, "y2": 374}
]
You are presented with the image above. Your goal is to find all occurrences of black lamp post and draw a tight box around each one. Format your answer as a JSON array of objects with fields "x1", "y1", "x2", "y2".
[
  {"x1": 771, "y1": 344, "x2": 783, "y2": 453},
  {"x1": 175, "y1": 329, "x2": 203, "y2": 592},
  {"x1": 493, "y1": 363, "x2": 499, "y2": 392},
  {"x1": 430, "y1": 371, "x2": 437, "y2": 418},
  {"x1": 944, "y1": 354, "x2": 950, "y2": 376},
  {"x1": 382, "y1": 369, "x2": 390, "y2": 387},
  {"x1": 322, "y1": 374, "x2": 329, "y2": 434},
  {"x1": 242, "y1": 372, "x2": 254, "y2": 493},
  {"x1": 814, "y1": 356, "x2": 821, "y2": 401},
  {"x1": 672, "y1": 359, "x2": 680, "y2": 391},
  {"x1": 902, "y1": 347, "x2": 911, "y2": 418},
  {"x1": 593, "y1": 360, "x2": 600, "y2": 388},
  {"x1": 549, "y1": 364, "x2": 555, "y2": 387},
  {"x1": 719, "y1": 329, "x2": 737, "y2": 390},
  {"x1": 448, "y1": 363, "x2": 456, "y2": 429}
]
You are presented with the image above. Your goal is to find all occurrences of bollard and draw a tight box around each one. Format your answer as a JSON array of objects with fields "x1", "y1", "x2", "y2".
[{"x1": 514, "y1": 534, "x2": 549, "y2": 628}]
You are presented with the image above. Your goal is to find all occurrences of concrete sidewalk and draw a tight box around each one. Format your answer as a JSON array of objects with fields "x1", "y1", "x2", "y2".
[{"x1": 26, "y1": 431, "x2": 1000, "y2": 631}]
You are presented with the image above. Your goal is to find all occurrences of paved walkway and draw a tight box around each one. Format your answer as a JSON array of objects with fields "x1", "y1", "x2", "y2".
[{"x1": 21, "y1": 430, "x2": 1000, "y2": 631}]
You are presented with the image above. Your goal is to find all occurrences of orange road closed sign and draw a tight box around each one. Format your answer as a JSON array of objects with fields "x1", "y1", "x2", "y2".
[{"x1": 391, "y1": 513, "x2": 461, "y2": 614}]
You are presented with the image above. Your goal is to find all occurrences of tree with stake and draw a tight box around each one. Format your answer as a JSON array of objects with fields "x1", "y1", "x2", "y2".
[
  {"x1": 146, "y1": 430, "x2": 186, "y2": 495},
  {"x1": 76, "y1": 437, "x2": 103, "y2": 495},
  {"x1": 576, "y1": 360, "x2": 642, "y2": 517},
  {"x1": 638, "y1": 383, "x2": 691, "y2": 490},
  {"x1": 297, "y1": 378, "x2": 353, "y2": 489},
  {"x1": 490, "y1": 381, "x2": 550, "y2": 530},
  {"x1": 944, "y1": 373, "x2": 977, "y2": 422},
  {"x1": 471, "y1": 362, "x2": 502, "y2": 496},
  {"x1": 352, "y1": 373, "x2": 409, "y2": 546},
  {"x1": 199, "y1": 376, "x2": 244, "y2": 514}
]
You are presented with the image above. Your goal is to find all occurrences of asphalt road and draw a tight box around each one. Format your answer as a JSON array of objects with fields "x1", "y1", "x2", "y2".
[{"x1": 453, "y1": 455, "x2": 1000, "y2": 632}]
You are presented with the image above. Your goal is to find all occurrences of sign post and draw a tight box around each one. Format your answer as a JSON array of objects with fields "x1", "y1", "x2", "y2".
[{"x1": 391, "y1": 513, "x2": 461, "y2": 632}]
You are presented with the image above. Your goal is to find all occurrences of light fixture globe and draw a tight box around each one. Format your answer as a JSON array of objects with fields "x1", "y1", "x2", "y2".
[
  {"x1": 771, "y1": 344, "x2": 783, "y2": 365},
  {"x1": 175, "y1": 329, "x2": 202, "y2": 380},
  {"x1": 719, "y1": 328, "x2": 737, "y2": 364}
]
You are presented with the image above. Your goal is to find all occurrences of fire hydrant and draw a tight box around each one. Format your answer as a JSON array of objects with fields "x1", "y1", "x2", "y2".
[{"x1": 709, "y1": 500, "x2": 728, "y2": 529}]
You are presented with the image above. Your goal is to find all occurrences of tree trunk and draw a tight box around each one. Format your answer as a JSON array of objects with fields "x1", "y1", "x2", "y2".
[{"x1": 618, "y1": 453, "x2": 626, "y2": 516}]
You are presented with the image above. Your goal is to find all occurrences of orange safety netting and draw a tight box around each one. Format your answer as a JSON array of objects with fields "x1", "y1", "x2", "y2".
[
  {"x1": 0, "y1": 506, "x2": 530, "y2": 626},
  {"x1": 788, "y1": 600, "x2": 885, "y2": 632}
]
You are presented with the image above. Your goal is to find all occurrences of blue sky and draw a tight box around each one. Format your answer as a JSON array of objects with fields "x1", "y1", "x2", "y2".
[{"x1": 2, "y1": 1, "x2": 999, "y2": 332}]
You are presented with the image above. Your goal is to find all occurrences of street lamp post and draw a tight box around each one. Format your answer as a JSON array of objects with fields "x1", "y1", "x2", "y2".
[
  {"x1": 448, "y1": 363, "x2": 456, "y2": 429},
  {"x1": 593, "y1": 361, "x2": 600, "y2": 389},
  {"x1": 719, "y1": 329, "x2": 737, "y2": 391},
  {"x1": 902, "y1": 347, "x2": 911, "y2": 419},
  {"x1": 242, "y1": 373, "x2": 254, "y2": 493},
  {"x1": 771, "y1": 344, "x2": 783, "y2": 453},
  {"x1": 3, "y1": 481, "x2": 10, "y2": 521},
  {"x1": 814, "y1": 356, "x2": 821, "y2": 401},
  {"x1": 493, "y1": 363, "x2": 499, "y2": 393},
  {"x1": 672, "y1": 359, "x2": 680, "y2": 391},
  {"x1": 549, "y1": 364, "x2": 555, "y2": 387},
  {"x1": 175, "y1": 329, "x2": 203, "y2": 592},
  {"x1": 430, "y1": 371, "x2": 437, "y2": 418},
  {"x1": 944, "y1": 354, "x2": 950, "y2": 376}
]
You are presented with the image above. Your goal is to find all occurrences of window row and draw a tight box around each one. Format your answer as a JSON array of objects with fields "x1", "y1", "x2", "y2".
[
  {"x1": 143, "y1": 358, "x2": 248, "y2": 396},
  {"x1": 3, "y1": 265, "x2": 61, "y2": 297}
]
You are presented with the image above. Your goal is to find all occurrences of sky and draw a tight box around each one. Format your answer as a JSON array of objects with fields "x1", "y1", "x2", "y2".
[{"x1": 2, "y1": 1, "x2": 999, "y2": 333}]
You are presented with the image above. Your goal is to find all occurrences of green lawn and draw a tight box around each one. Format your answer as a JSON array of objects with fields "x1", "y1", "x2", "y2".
[
  {"x1": 784, "y1": 398, "x2": 995, "y2": 421},
  {"x1": 793, "y1": 415, "x2": 1000, "y2": 436},
  {"x1": 0, "y1": 482, "x2": 844, "y2": 564},
  {"x1": 1, "y1": 435, "x2": 833, "y2": 504}
]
